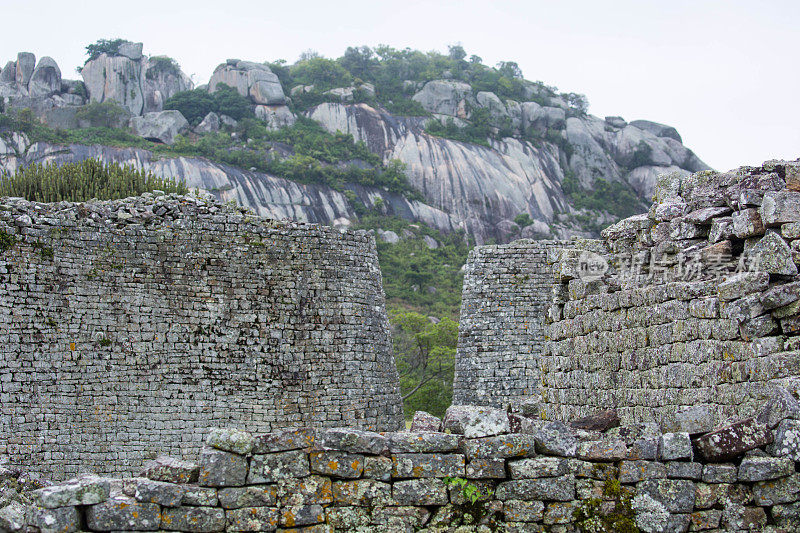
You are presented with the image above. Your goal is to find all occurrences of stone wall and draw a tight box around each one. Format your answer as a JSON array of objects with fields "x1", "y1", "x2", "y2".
[
  {"x1": 9, "y1": 401, "x2": 800, "y2": 532},
  {"x1": 0, "y1": 194, "x2": 403, "y2": 480},
  {"x1": 453, "y1": 240, "x2": 570, "y2": 408},
  {"x1": 542, "y1": 161, "x2": 800, "y2": 427}
]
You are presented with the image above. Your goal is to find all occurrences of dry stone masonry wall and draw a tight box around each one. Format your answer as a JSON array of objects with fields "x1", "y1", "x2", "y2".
[
  {"x1": 542, "y1": 160, "x2": 800, "y2": 428},
  {"x1": 0, "y1": 194, "x2": 403, "y2": 480},
  {"x1": 6, "y1": 399, "x2": 800, "y2": 533},
  {"x1": 454, "y1": 240, "x2": 570, "y2": 408}
]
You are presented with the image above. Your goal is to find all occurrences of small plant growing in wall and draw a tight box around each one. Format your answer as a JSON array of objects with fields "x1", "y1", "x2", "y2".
[
  {"x1": 98, "y1": 337, "x2": 112, "y2": 347},
  {"x1": 573, "y1": 471, "x2": 639, "y2": 533},
  {"x1": 443, "y1": 477, "x2": 499, "y2": 529},
  {"x1": 0, "y1": 229, "x2": 16, "y2": 254}
]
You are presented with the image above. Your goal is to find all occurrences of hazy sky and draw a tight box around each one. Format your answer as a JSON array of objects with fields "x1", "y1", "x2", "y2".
[{"x1": 2, "y1": 0, "x2": 797, "y2": 171}]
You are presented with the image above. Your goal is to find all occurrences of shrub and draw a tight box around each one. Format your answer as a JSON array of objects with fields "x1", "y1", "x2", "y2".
[
  {"x1": 164, "y1": 83, "x2": 252, "y2": 124},
  {"x1": 146, "y1": 56, "x2": 181, "y2": 78},
  {"x1": 514, "y1": 213, "x2": 534, "y2": 228},
  {"x1": 75, "y1": 100, "x2": 129, "y2": 128},
  {"x1": 212, "y1": 83, "x2": 251, "y2": 121},
  {"x1": 0, "y1": 159, "x2": 187, "y2": 202},
  {"x1": 84, "y1": 38, "x2": 132, "y2": 63},
  {"x1": 290, "y1": 57, "x2": 352, "y2": 91}
]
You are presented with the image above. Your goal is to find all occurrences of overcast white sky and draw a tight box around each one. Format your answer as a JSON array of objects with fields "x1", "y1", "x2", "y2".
[{"x1": 2, "y1": 0, "x2": 797, "y2": 171}]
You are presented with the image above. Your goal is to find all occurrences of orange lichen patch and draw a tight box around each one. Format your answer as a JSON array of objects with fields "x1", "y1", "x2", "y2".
[
  {"x1": 328, "y1": 461, "x2": 339, "y2": 471},
  {"x1": 118, "y1": 502, "x2": 128, "y2": 509},
  {"x1": 412, "y1": 466, "x2": 424, "y2": 477},
  {"x1": 69, "y1": 342, "x2": 76, "y2": 351},
  {"x1": 282, "y1": 510, "x2": 296, "y2": 527},
  {"x1": 132, "y1": 511, "x2": 139, "y2": 519},
  {"x1": 162, "y1": 515, "x2": 173, "y2": 525},
  {"x1": 351, "y1": 459, "x2": 360, "y2": 471}
]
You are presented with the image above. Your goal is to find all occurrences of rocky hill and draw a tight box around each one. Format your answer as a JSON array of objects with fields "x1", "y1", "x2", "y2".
[{"x1": 0, "y1": 42, "x2": 709, "y2": 245}]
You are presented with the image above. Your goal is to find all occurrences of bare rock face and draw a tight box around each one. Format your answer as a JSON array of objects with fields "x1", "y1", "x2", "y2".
[
  {"x1": 143, "y1": 57, "x2": 193, "y2": 113},
  {"x1": 14, "y1": 52, "x2": 35, "y2": 87},
  {"x1": 693, "y1": 418, "x2": 773, "y2": 462},
  {"x1": 27, "y1": 56, "x2": 61, "y2": 98},
  {"x1": 412, "y1": 80, "x2": 473, "y2": 117},
  {"x1": 255, "y1": 105, "x2": 296, "y2": 130},
  {"x1": 208, "y1": 60, "x2": 285, "y2": 105},
  {"x1": 82, "y1": 53, "x2": 146, "y2": 115},
  {"x1": 130, "y1": 110, "x2": 189, "y2": 144}
]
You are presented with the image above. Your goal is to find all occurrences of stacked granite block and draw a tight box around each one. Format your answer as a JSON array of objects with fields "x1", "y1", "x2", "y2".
[
  {"x1": 542, "y1": 160, "x2": 800, "y2": 427},
  {"x1": 0, "y1": 193, "x2": 403, "y2": 480},
  {"x1": 8, "y1": 395, "x2": 800, "y2": 532},
  {"x1": 454, "y1": 240, "x2": 571, "y2": 408}
]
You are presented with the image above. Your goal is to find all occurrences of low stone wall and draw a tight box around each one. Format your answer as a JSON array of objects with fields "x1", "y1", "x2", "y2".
[
  {"x1": 454, "y1": 240, "x2": 570, "y2": 408},
  {"x1": 9, "y1": 399, "x2": 800, "y2": 533},
  {"x1": 541, "y1": 161, "x2": 800, "y2": 427},
  {"x1": 0, "y1": 193, "x2": 403, "y2": 480}
]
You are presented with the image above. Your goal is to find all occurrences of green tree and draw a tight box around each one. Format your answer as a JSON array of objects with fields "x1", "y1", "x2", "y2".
[
  {"x1": 75, "y1": 100, "x2": 129, "y2": 128},
  {"x1": 163, "y1": 89, "x2": 216, "y2": 125},
  {"x1": 84, "y1": 38, "x2": 132, "y2": 63},
  {"x1": 290, "y1": 57, "x2": 352, "y2": 91},
  {"x1": 212, "y1": 84, "x2": 251, "y2": 120},
  {"x1": 391, "y1": 311, "x2": 458, "y2": 418}
]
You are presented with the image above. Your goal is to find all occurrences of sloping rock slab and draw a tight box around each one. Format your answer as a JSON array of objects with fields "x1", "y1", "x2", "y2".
[{"x1": 693, "y1": 417, "x2": 773, "y2": 462}]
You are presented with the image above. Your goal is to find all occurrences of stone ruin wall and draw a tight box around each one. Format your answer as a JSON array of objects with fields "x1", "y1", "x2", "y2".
[
  {"x1": 453, "y1": 240, "x2": 569, "y2": 408},
  {"x1": 455, "y1": 160, "x2": 800, "y2": 430},
  {"x1": 542, "y1": 161, "x2": 800, "y2": 427},
  {"x1": 12, "y1": 403, "x2": 800, "y2": 533},
  {"x1": 0, "y1": 194, "x2": 403, "y2": 480}
]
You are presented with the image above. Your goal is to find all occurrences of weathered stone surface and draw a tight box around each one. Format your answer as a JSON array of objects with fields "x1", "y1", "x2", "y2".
[
  {"x1": 747, "y1": 231, "x2": 798, "y2": 276},
  {"x1": 509, "y1": 457, "x2": 569, "y2": 479},
  {"x1": 28, "y1": 56, "x2": 61, "y2": 98},
  {"x1": 465, "y1": 458, "x2": 506, "y2": 479},
  {"x1": 533, "y1": 421, "x2": 578, "y2": 458},
  {"x1": 717, "y1": 272, "x2": 770, "y2": 301},
  {"x1": 732, "y1": 208, "x2": 766, "y2": 238},
  {"x1": 86, "y1": 496, "x2": 161, "y2": 531},
  {"x1": 667, "y1": 461, "x2": 703, "y2": 480},
  {"x1": 207, "y1": 428, "x2": 254, "y2": 455},
  {"x1": 570, "y1": 409, "x2": 620, "y2": 431},
  {"x1": 543, "y1": 501, "x2": 581, "y2": 525},
  {"x1": 496, "y1": 475, "x2": 576, "y2": 501},
  {"x1": 318, "y1": 428, "x2": 388, "y2": 454},
  {"x1": 370, "y1": 506, "x2": 430, "y2": 529},
  {"x1": 637, "y1": 478, "x2": 696, "y2": 513},
  {"x1": 32, "y1": 476, "x2": 110, "y2": 508},
  {"x1": 737, "y1": 456, "x2": 795, "y2": 482},
  {"x1": 225, "y1": 506, "x2": 279, "y2": 532},
  {"x1": 161, "y1": 506, "x2": 226, "y2": 532},
  {"x1": 362, "y1": 456, "x2": 393, "y2": 481},
  {"x1": 757, "y1": 386, "x2": 800, "y2": 429},
  {"x1": 619, "y1": 460, "x2": 667, "y2": 483},
  {"x1": 0, "y1": 501, "x2": 26, "y2": 533},
  {"x1": 660, "y1": 432, "x2": 693, "y2": 461},
  {"x1": 392, "y1": 478, "x2": 449, "y2": 505},
  {"x1": 182, "y1": 487, "x2": 218, "y2": 507},
  {"x1": 767, "y1": 419, "x2": 800, "y2": 461},
  {"x1": 277, "y1": 475, "x2": 333, "y2": 507},
  {"x1": 253, "y1": 429, "x2": 316, "y2": 454},
  {"x1": 331, "y1": 479, "x2": 393, "y2": 506},
  {"x1": 752, "y1": 472, "x2": 800, "y2": 505},
  {"x1": 409, "y1": 411, "x2": 441, "y2": 432},
  {"x1": 761, "y1": 281, "x2": 800, "y2": 310},
  {"x1": 701, "y1": 464, "x2": 737, "y2": 484},
  {"x1": 503, "y1": 499, "x2": 545, "y2": 522},
  {"x1": 217, "y1": 486, "x2": 277, "y2": 508},
  {"x1": 198, "y1": 447, "x2": 248, "y2": 487},
  {"x1": 26, "y1": 505, "x2": 79, "y2": 533},
  {"x1": 442, "y1": 405, "x2": 510, "y2": 438},
  {"x1": 577, "y1": 439, "x2": 628, "y2": 461},
  {"x1": 412, "y1": 80, "x2": 472, "y2": 116},
  {"x1": 761, "y1": 190, "x2": 800, "y2": 225},
  {"x1": 130, "y1": 110, "x2": 190, "y2": 145},
  {"x1": 390, "y1": 453, "x2": 465, "y2": 478},
  {"x1": 308, "y1": 451, "x2": 363, "y2": 478},
  {"x1": 123, "y1": 477, "x2": 185, "y2": 507},
  {"x1": 627, "y1": 437, "x2": 659, "y2": 461},
  {"x1": 141, "y1": 455, "x2": 199, "y2": 484},
  {"x1": 772, "y1": 501, "x2": 800, "y2": 529},
  {"x1": 385, "y1": 431, "x2": 459, "y2": 453},
  {"x1": 693, "y1": 418, "x2": 773, "y2": 462},
  {"x1": 689, "y1": 509, "x2": 721, "y2": 531},
  {"x1": 461, "y1": 434, "x2": 537, "y2": 459},
  {"x1": 247, "y1": 451, "x2": 309, "y2": 483},
  {"x1": 278, "y1": 504, "x2": 324, "y2": 527},
  {"x1": 721, "y1": 502, "x2": 767, "y2": 531}
]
